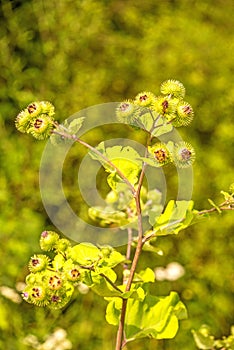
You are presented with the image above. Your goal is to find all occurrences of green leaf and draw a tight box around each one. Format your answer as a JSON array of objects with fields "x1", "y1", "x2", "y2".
[
  {"x1": 68, "y1": 243, "x2": 100, "y2": 265},
  {"x1": 103, "y1": 250, "x2": 125, "y2": 269},
  {"x1": 220, "y1": 190, "x2": 233, "y2": 202},
  {"x1": 91, "y1": 274, "x2": 122, "y2": 297},
  {"x1": 141, "y1": 157, "x2": 160, "y2": 167},
  {"x1": 123, "y1": 292, "x2": 187, "y2": 342},
  {"x1": 137, "y1": 111, "x2": 155, "y2": 131},
  {"x1": 152, "y1": 118, "x2": 173, "y2": 137},
  {"x1": 122, "y1": 286, "x2": 146, "y2": 301},
  {"x1": 142, "y1": 189, "x2": 163, "y2": 226},
  {"x1": 153, "y1": 200, "x2": 194, "y2": 235},
  {"x1": 105, "y1": 298, "x2": 122, "y2": 325},
  {"x1": 88, "y1": 206, "x2": 130, "y2": 227},
  {"x1": 88, "y1": 141, "x2": 106, "y2": 163},
  {"x1": 137, "y1": 268, "x2": 155, "y2": 283},
  {"x1": 89, "y1": 144, "x2": 142, "y2": 190},
  {"x1": 141, "y1": 241, "x2": 164, "y2": 256},
  {"x1": 52, "y1": 254, "x2": 66, "y2": 270},
  {"x1": 67, "y1": 117, "x2": 85, "y2": 134}
]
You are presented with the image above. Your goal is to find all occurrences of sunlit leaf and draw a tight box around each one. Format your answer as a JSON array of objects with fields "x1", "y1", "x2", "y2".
[
  {"x1": 67, "y1": 117, "x2": 85, "y2": 134},
  {"x1": 105, "y1": 292, "x2": 187, "y2": 341},
  {"x1": 91, "y1": 274, "x2": 122, "y2": 297},
  {"x1": 153, "y1": 200, "x2": 194, "y2": 235},
  {"x1": 67, "y1": 243, "x2": 100, "y2": 265},
  {"x1": 137, "y1": 268, "x2": 155, "y2": 283}
]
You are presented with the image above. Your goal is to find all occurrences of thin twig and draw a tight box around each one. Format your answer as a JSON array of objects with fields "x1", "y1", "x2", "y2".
[
  {"x1": 79, "y1": 265, "x2": 123, "y2": 293},
  {"x1": 197, "y1": 201, "x2": 234, "y2": 215},
  {"x1": 99, "y1": 273, "x2": 123, "y2": 294}
]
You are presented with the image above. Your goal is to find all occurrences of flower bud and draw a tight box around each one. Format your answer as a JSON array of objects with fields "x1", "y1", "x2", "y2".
[
  {"x1": 40, "y1": 231, "x2": 60, "y2": 251},
  {"x1": 26, "y1": 102, "x2": 42, "y2": 117},
  {"x1": 66, "y1": 267, "x2": 81, "y2": 282},
  {"x1": 160, "y1": 79, "x2": 186, "y2": 98},
  {"x1": 172, "y1": 142, "x2": 196, "y2": 168},
  {"x1": 55, "y1": 238, "x2": 71, "y2": 253}
]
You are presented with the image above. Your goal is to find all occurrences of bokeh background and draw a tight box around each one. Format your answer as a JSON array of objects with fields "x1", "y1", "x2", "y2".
[{"x1": 0, "y1": 0, "x2": 233, "y2": 349}]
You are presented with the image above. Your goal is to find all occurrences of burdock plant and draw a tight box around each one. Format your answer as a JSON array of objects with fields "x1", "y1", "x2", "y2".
[{"x1": 15, "y1": 80, "x2": 234, "y2": 350}]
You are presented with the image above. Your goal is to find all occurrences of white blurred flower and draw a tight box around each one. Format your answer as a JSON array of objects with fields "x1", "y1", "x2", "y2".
[
  {"x1": 0, "y1": 285, "x2": 22, "y2": 303},
  {"x1": 22, "y1": 334, "x2": 39, "y2": 348},
  {"x1": 39, "y1": 328, "x2": 72, "y2": 350},
  {"x1": 77, "y1": 282, "x2": 89, "y2": 294},
  {"x1": 23, "y1": 328, "x2": 72, "y2": 350},
  {"x1": 155, "y1": 262, "x2": 185, "y2": 281},
  {"x1": 16, "y1": 281, "x2": 26, "y2": 291}
]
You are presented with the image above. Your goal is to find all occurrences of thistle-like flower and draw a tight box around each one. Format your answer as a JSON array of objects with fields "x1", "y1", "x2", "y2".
[
  {"x1": 66, "y1": 267, "x2": 81, "y2": 282},
  {"x1": 22, "y1": 284, "x2": 50, "y2": 306},
  {"x1": 26, "y1": 102, "x2": 42, "y2": 117},
  {"x1": 172, "y1": 142, "x2": 196, "y2": 168},
  {"x1": 116, "y1": 100, "x2": 137, "y2": 124},
  {"x1": 48, "y1": 284, "x2": 74, "y2": 309},
  {"x1": 15, "y1": 110, "x2": 32, "y2": 133},
  {"x1": 48, "y1": 274, "x2": 63, "y2": 290},
  {"x1": 39, "y1": 101, "x2": 55, "y2": 117},
  {"x1": 152, "y1": 96, "x2": 178, "y2": 122},
  {"x1": 28, "y1": 254, "x2": 50, "y2": 273},
  {"x1": 148, "y1": 143, "x2": 172, "y2": 166},
  {"x1": 160, "y1": 79, "x2": 186, "y2": 98},
  {"x1": 134, "y1": 91, "x2": 156, "y2": 107},
  {"x1": 172, "y1": 102, "x2": 194, "y2": 127},
  {"x1": 27, "y1": 114, "x2": 55, "y2": 140}
]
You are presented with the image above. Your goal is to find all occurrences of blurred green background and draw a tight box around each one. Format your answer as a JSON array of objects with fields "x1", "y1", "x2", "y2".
[{"x1": 0, "y1": 0, "x2": 233, "y2": 349}]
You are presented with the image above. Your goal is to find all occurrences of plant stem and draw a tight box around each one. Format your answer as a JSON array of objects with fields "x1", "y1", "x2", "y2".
[
  {"x1": 115, "y1": 194, "x2": 144, "y2": 350},
  {"x1": 115, "y1": 134, "x2": 151, "y2": 350}
]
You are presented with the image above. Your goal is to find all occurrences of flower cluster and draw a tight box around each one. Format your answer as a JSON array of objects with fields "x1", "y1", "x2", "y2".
[
  {"x1": 22, "y1": 231, "x2": 124, "y2": 309},
  {"x1": 22, "y1": 231, "x2": 78, "y2": 309},
  {"x1": 15, "y1": 101, "x2": 56, "y2": 140},
  {"x1": 116, "y1": 79, "x2": 194, "y2": 128}
]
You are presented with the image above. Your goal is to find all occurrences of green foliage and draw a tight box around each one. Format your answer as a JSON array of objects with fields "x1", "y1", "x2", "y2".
[{"x1": 106, "y1": 292, "x2": 187, "y2": 343}]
